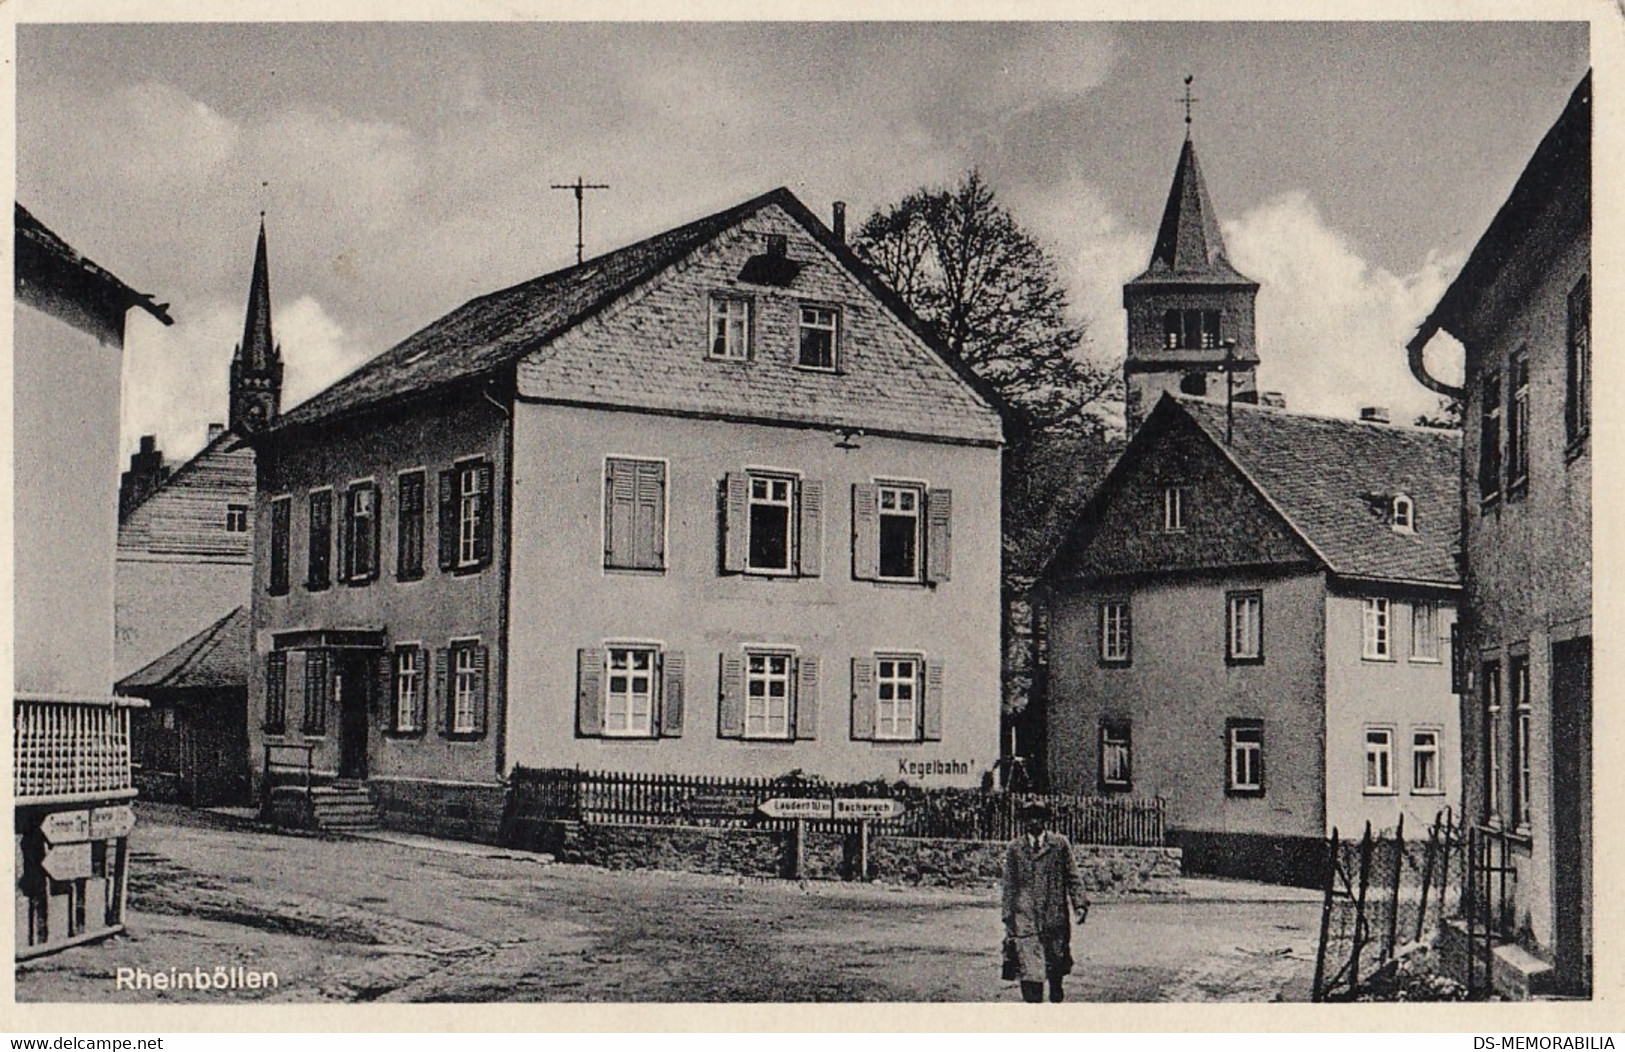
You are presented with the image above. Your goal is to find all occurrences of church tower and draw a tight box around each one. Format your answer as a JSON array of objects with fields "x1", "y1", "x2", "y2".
[
  {"x1": 228, "y1": 218, "x2": 283, "y2": 435},
  {"x1": 1123, "y1": 84, "x2": 1259, "y2": 433}
]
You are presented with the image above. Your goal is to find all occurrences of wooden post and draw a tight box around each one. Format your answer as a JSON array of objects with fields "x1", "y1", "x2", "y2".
[
  {"x1": 794, "y1": 817, "x2": 807, "y2": 880},
  {"x1": 858, "y1": 818, "x2": 870, "y2": 882},
  {"x1": 1351, "y1": 821, "x2": 1375, "y2": 990},
  {"x1": 1311, "y1": 827, "x2": 1338, "y2": 1002},
  {"x1": 1384, "y1": 813, "x2": 1404, "y2": 963},
  {"x1": 1415, "y1": 812, "x2": 1441, "y2": 943}
]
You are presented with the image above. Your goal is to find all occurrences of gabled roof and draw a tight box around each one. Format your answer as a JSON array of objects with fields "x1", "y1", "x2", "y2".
[
  {"x1": 15, "y1": 203, "x2": 173, "y2": 325},
  {"x1": 271, "y1": 187, "x2": 1008, "y2": 440},
  {"x1": 1408, "y1": 71, "x2": 1590, "y2": 397},
  {"x1": 1127, "y1": 139, "x2": 1256, "y2": 289},
  {"x1": 1043, "y1": 395, "x2": 1461, "y2": 588},
  {"x1": 119, "y1": 426, "x2": 245, "y2": 525},
  {"x1": 116, "y1": 606, "x2": 249, "y2": 694}
]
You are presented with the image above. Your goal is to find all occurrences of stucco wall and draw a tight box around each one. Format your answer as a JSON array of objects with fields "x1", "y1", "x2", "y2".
[
  {"x1": 506, "y1": 404, "x2": 1002, "y2": 786},
  {"x1": 1322, "y1": 590, "x2": 1461, "y2": 838},
  {"x1": 14, "y1": 302, "x2": 124, "y2": 697},
  {"x1": 1044, "y1": 570, "x2": 1327, "y2": 839},
  {"x1": 250, "y1": 390, "x2": 509, "y2": 787}
]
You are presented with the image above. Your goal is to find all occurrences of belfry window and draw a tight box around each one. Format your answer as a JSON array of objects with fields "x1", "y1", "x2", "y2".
[{"x1": 1163, "y1": 309, "x2": 1221, "y2": 350}]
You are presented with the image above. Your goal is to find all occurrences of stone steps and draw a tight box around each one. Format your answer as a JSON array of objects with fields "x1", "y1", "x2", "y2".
[{"x1": 309, "y1": 786, "x2": 381, "y2": 833}]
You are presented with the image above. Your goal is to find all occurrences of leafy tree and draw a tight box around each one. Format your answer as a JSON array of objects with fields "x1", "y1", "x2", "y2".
[
  {"x1": 851, "y1": 170, "x2": 1118, "y2": 433},
  {"x1": 1414, "y1": 396, "x2": 1464, "y2": 430}
]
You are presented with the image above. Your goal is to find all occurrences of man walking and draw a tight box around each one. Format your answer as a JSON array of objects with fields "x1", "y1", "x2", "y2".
[{"x1": 1002, "y1": 802, "x2": 1090, "y2": 1003}]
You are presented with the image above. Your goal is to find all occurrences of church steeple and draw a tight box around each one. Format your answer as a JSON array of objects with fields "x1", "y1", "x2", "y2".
[
  {"x1": 1122, "y1": 84, "x2": 1260, "y2": 434},
  {"x1": 229, "y1": 217, "x2": 283, "y2": 434}
]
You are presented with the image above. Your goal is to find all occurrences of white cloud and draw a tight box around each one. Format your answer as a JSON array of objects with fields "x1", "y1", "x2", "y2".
[
  {"x1": 120, "y1": 300, "x2": 239, "y2": 459},
  {"x1": 1224, "y1": 192, "x2": 1464, "y2": 424},
  {"x1": 277, "y1": 295, "x2": 374, "y2": 410}
]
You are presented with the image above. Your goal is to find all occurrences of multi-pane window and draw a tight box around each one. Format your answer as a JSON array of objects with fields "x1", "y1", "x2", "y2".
[
  {"x1": 1410, "y1": 602, "x2": 1440, "y2": 661},
  {"x1": 1099, "y1": 601, "x2": 1131, "y2": 665},
  {"x1": 1412, "y1": 729, "x2": 1441, "y2": 793},
  {"x1": 1226, "y1": 592, "x2": 1262, "y2": 663},
  {"x1": 1163, "y1": 486, "x2": 1186, "y2": 531},
  {"x1": 604, "y1": 646, "x2": 657, "y2": 737},
  {"x1": 1567, "y1": 276, "x2": 1590, "y2": 447},
  {"x1": 268, "y1": 496, "x2": 291, "y2": 595},
  {"x1": 225, "y1": 503, "x2": 249, "y2": 533},
  {"x1": 307, "y1": 490, "x2": 333, "y2": 590},
  {"x1": 745, "y1": 651, "x2": 795, "y2": 740},
  {"x1": 877, "y1": 484, "x2": 923, "y2": 580},
  {"x1": 1163, "y1": 308, "x2": 1221, "y2": 350},
  {"x1": 1479, "y1": 371, "x2": 1502, "y2": 502},
  {"x1": 604, "y1": 457, "x2": 667, "y2": 571},
  {"x1": 748, "y1": 474, "x2": 796, "y2": 573},
  {"x1": 709, "y1": 294, "x2": 752, "y2": 360},
  {"x1": 393, "y1": 646, "x2": 424, "y2": 733},
  {"x1": 1363, "y1": 598, "x2": 1392, "y2": 660},
  {"x1": 459, "y1": 465, "x2": 483, "y2": 566},
  {"x1": 1226, "y1": 719, "x2": 1263, "y2": 795},
  {"x1": 1483, "y1": 661, "x2": 1502, "y2": 820},
  {"x1": 450, "y1": 641, "x2": 482, "y2": 736},
  {"x1": 1507, "y1": 351, "x2": 1530, "y2": 494},
  {"x1": 874, "y1": 657, "x2": 921, "y2": 741},
  {"x1": 342, "y1": 482, "x2": 379, "y2": 583},
  {"x1": 1099, "y1": 721, "x2": 1132, "y2": 791},
  {"x1": 439, "y1": 459, "x2": 493, "y2": 572},
  {"x1": 1510, "y1": 656, "x2": 1531, "y2": 829},
  {"x1": 1365, "y1": 727, "x2": 1395, "y2": 793},
  {"x1": 397, "y1": 470, "x2": 425, "y2": 581},
  {"x1": 798, "y1": 305, "x2": 839, "y2": 370}
]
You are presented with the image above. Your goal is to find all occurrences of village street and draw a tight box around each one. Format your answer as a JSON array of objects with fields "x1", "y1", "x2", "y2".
[{"x1": 17, "y1": 804, "x2": 1321, "y2": 1004}]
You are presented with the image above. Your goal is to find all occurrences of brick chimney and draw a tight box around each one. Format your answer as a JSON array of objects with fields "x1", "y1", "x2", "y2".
[
  {"x1": 832, "y1": 201, "x2": 847, "y2": 244},
  {"x1": 119, "y1": 435, "x2": 168, "y2": 521},
  {"x1": 1359, "y1": 406, "x2": 1391, "y2": 424},
  {"x1": 207, "y1": 422, "x2": 226, "y2": 442}
]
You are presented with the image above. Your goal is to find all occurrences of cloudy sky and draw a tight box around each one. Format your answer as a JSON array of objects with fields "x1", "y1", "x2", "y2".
[{"x1": 17, "y1": 20, "x2": 1589, "y2": 458}]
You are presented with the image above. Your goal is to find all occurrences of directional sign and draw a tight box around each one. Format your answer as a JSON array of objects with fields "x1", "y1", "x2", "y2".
[
  {"x1": 39, "y1": 810, "x2": 90, "y2": 845},
  {"x1": 833, "y1": 798, "x2": 906, "y2": 821},
  {"x1": 42, "y1": 843, "x2": 93, "y2": 882},
  {"x1": 758, "y1": 798, "x2": 833, "y2": 820},
  {"x1": 90, "y1": 806, "x2": 136, "y2": 840}
]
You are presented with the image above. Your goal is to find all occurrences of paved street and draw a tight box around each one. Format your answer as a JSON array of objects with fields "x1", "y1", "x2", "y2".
[{"x1": 16, "y1": 804, "x2": 1321, "y2": 1003}]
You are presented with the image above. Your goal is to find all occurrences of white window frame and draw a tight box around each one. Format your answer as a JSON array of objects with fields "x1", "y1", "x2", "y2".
[
  {"x1": 1364, "y1": 726, "x2": 1396, "y2": 795},
  {"x1": 450, "y1": 638, "x2": 481, "y2": 735},
  {"x1": 1391, "y1": 494, "x2": 1414, "y2": 533},
  {"x1": 876, "y1": 481, "x2": 925, "y2": 582},
  {"x1": 1227, "y1": 721, "x2": 1263, "y2": 795},
  {"x1": 874, "y1": 654, "x2": 922, "y2": 742},
  {"x1": 1099, "y1": 600, "x2": 1131, "y2": 664},
  {"x1": 604, "y1": 644, "x2": 659, "y2": 738},
  {"x1": 1163, "y1": 486, "x2": 1186, "y2": 532},
  {"x1": 225, "y1": 503, "x2": 249, "y2": 533},
  {"x1": 1099, "y1": 721, "x2": 1131, "y2": 790},
  {"x1": 1363, "y1": 598, "x2": 1392, "y2": 661},
  {"x1": 1412, "y1": 727, "x2": 1442, "y2": 795},
  {"x1": 1508, "y1": 350, "x2": 1531, "y2": 492},
  {"x1": 457, "y1": 462, "x2": 484, "y2": 568},
  {"x1": 346, "y1": 479, "x2": 378, "y2": 580},
  {"x1": 744, "y1": 648, "x2": 796, "y2": 741},
  {"x1": 1227, "y1": 592, "x2": 1262, "y2": 662},
  {"x1": 708, "y1": 293, "x2": 752, "y2": 361},
  {"x1": 1511, "y1": 656, "x2": 1532, "y2": 830},
  {"x1": 745, "y1": 471, "x2": 798, "y2": 575},
  {"x1": 1410, "y1": 602, "x2": 1441, "y2": 662},
  {"x1": 394, "y1": 644, "x2": 424, "y2": 733},
  {"x1": 797, "y1": 304, "x2": 840, "y2": 371},
  {"x1": 1484, "y1": 661, "x2": 1502, "y2": 821}
]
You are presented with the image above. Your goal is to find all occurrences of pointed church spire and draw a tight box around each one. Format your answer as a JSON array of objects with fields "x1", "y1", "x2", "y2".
[
  {"x1": 229, "y1": 216, "x2": 283, "y2": 433},
  {"x1": 1142, "y1": 137, "x2": 1248, "y2": 281}
]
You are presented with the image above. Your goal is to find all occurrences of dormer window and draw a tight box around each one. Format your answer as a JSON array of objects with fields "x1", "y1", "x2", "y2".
[{"x1": 1391, "y1": 494, "x2": 1414, "y2": 533}]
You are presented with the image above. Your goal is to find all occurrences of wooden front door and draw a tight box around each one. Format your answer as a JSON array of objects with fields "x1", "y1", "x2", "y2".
[{"x1": 337, "y1": 653, "x2": 372, "y2": 781}]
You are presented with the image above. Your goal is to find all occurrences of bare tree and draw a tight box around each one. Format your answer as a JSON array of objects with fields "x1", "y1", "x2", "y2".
[
  {"x1": 852, "y1": 170, "x2": 1117, "y2": 433},
  {"x1": 1414, "y1": 396, "x2": 1464, "y2": 430}
]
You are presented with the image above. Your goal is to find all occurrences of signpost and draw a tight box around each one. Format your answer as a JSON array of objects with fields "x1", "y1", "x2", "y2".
[
  {"x1": 758, "y1": 798, "x2": 908, "y2": 881},
  {"x1": 834, "y1": 799, "x2": 907, "y2": 881},
  {"x1": 90, "y1": 806, "x2": 136, "y2": 840},
  {"x1": 40, "y1": 810, "x2": 90, "y2": 844},
  {"x1": 759, "y1": 799, "x2": 833, "y2": 879}
]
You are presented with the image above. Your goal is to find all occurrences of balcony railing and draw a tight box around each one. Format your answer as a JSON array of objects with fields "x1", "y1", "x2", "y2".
[{"x1": 13, "y1": 693, "x2": 146, "y2": 804}]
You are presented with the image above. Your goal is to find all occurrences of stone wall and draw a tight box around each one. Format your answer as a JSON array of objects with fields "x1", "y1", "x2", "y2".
[
  {"x1": 527, "y1": 820, "x2": 1183, "y2": 893},
  {"x1": 372, "y1": 779, "x2": 508, "y2": 844}
]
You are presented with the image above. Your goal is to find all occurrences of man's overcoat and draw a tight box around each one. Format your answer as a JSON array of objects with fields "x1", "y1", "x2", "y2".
[{"x1": 1001, "y1": 830, "x2": 1088, "y2": 981}]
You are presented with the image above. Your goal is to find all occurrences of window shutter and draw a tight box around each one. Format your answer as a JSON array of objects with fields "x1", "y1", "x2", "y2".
[
  {"x1": 368, "y1": 484, "x2": 382, "y2": 582},
  {"x1": 660, "y1": 650, "x2": 685, "y2": 738},
  {"x1": 795, "y1": 655, "x2": 819, "y2": 740},
  {"x1": 850, "y1": 658, "x2": 876, "y2": 740},
  {"x1": 922, "y1": 659, "x2": 945, "y2": 741},
  {"x1": 576, "y1": 648, "x2": 605, "y2": 737},
  {"x1": 434, "y1": 648, "x2": 449, "y2": 735},
  {"x1": 723, "y1": 472, "x2": 749, "y2": 572},
  {"x1": 376, "y1": 650, "x2": 393, "y2": 722},
  {"x1": 797, "y1": 479, "x2": 823, "y2": 577},
  {"x1": 438, "y1": 469, "x2": 457, "y2": 571},
  {"x1": 265, "y1": 651, "x2": 287, "y2": 731},
  {"x1": 336, "y1": 488, "x2": 353, "y2": 583},
  {"x1": 852, "y1": 483, "x2": 879, "y2": 580},
  {"x1": 605, "y1": 459, "x2": 632, "y2": 566},
  {"x1": 637, "y1": 460, "x2": 666, "y2": 570},
  {"x1": 718, "y1": 654, "x2": 745, "y2": 738},
  {"x1": 474, "y1": 461, "x2": 496, "y2": 566},
  {"x1": 1450, "y1": 623, "x2": 1467, "y2": 695},
  {"x1": 472, "y1": 645, "x2": 489, "y2": 735},
  {"x1": 926, "y1": 488, "x2": 953, "y2": 584}
]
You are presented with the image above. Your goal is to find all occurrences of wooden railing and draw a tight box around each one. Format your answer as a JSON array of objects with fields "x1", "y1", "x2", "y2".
[
  {"x1": 262, "y1": 741, "x2": 317, "y2": 808},
  {"x1": 13, "y1": 694, "x2": 145, "y2": 804},
  {"x1": 509, "y1": 767, "x2": 1167, "y2": 847}
]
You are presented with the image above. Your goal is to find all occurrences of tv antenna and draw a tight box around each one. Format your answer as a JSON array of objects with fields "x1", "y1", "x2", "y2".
[{"x1": 551, "y1": 176, "x2": 610, "y2": 264}]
